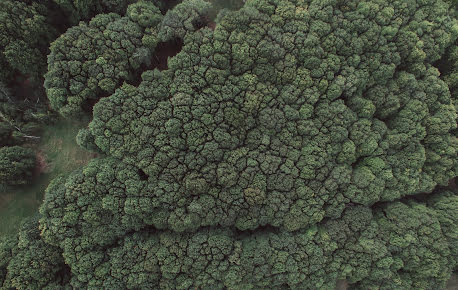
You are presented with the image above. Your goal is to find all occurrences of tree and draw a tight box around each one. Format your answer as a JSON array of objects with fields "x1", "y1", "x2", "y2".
[
  {"x1": 0, "y1": 146, "x2": 36, "y2": 186},
  {"x1": 76, "y1": 0, "x2": 457, "y2": 233},
  {"x1": 0, "y1": 0, "x2": 57, "y2": 83},
  {"x1": 53, "y1": 0, "x2": 136, "y2": 24},
  {"x1": 2, "y1": 0, "x2": 456, "y2": 288},
  {"x1": 45, "y1": 1, "x2": 163, "y2": 117},
  {"x1": 158, "y1": 0, "x2": 215, "y2": 41},
  {"x1": 0, "y1": 216, "x2": 70, "y2": 289}
]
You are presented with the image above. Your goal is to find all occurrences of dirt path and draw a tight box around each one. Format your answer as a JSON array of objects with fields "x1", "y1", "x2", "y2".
[{"x1": 34, "y1": 150, "x2": 49, "y2": 176}]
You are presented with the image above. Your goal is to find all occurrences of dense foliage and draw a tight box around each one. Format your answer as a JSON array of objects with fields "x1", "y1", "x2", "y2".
[
  {"x1": 0, "y1": 146, "x2": 36, "y2": 186},
  {"x1": 0, "y1": 216, "x2": 69, "y2": 289},
  {"x1": 0, "y1": 0, "x2": 57, "y2": 83},
  {"x1": 79, "y1": 0, "x2": 457, "y2": 233},
  {"x1": 0, "y1": 0, "x2": 457, "y2": 289},
  {"x1": 45, "y1": 1, "x2": 164, "y2": 117},
  {"x1": 2, "y1": 187, "x2": 457, "y2": 289},
  {"x1": 53, "y1": 0, "x2": 136, "y2": 24}
]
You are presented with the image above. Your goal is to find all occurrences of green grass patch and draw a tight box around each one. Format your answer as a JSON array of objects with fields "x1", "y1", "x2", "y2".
[
  {"x1": 40, "y1": 118, "x2": 97, "y2": 175},
  {"x1": 0, "y1": 176, "x2": 50, "y2": 236},
  {"x1": 0, "y1": 118, "x2": 97, "y2": 236}
]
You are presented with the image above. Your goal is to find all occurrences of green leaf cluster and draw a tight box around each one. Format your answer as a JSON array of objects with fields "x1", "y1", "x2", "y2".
[
  {"x1": 0, "y1": 146, "x2": 36, "y2": 187},
  {"x1": 45, "y1": 1, "x2": 164, "y2": 117},
  {"x1": 0, "y1": 0, "x2": 57, "y2": 83}
]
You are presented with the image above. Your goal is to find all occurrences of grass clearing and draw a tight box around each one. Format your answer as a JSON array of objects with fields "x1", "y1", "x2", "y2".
[
  {"x1": 0, "y1": 118, "x2": 97, "y2": 236},
  {"x1": 40, "y1": 118, "x2": 97, "y2": 175}
]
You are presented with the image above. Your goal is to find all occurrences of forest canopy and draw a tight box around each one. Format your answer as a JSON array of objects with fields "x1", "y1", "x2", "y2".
[{"x1": 0, "y1": 0, "x2": 457, "y2": 289}]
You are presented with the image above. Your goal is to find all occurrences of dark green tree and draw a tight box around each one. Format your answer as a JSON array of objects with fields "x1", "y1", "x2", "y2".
[
  {"x1": 0, "y1": 0, "x2": 57, "y2": 83},
  {"x1": 37, "y1": 182, "x2": 457, "y2": 288},
  {"x1": 53, "y1": 0, "x2": 144, "y2": 24},
  {"x1": 0, "y1": 0, "x2": 450, "y2": 289},
  {"x1": 0, "y1": 216, "x2": 70, "y2": 289},
  {"x1": 45, "y1": 1, "x2": 163, "y2": 117},
  {"x1": 0, "y1": 146, "x2": 36, "y2": 186},
  {"x1": 158, "y1": 0, "x2": 215, "y2": 41},
  {"x1": 73, "y1": 0, "x2": 457, "y2": 233}
]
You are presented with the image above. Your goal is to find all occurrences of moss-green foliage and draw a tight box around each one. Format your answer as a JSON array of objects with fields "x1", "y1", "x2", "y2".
[
  {"x1": 0, "y1": 235, "x2": 15, "y2": 284},
  {"x1": 45, "y1": 1, "x2": 163, "y2": 117},
  {"x1": 0, "y1": 146, "x2": 36, "y2": 187},
  {"x1": 74, "y1": 0, "x2": 458, "y2": 233},
  {"x1": 53, "y1": 0, "x2": 136, "y2": 24},
  {"x1": 36, "y1": 187, "x2": 457, "y2": 289},
  {"x1": 0, "y1": 0, "x2": 57, "y2": 83},
  {"x1": 436, "y1": 42, "x2": 458, "y2": 111},
  {"x1": 32, "y1": 0, "x2": 458, "y2": 288},
  {"x1": 325, "y1": 195, "x2": 458, "y2": 289},
  {"x1": 433, "y1": 0, "x2": 457, "y2": 115},
  {"x1": 209, "y1": 0, "x2": 245, "y2": 11},
  {"x1": 1, "y1": 0, "x2": 456, "y2": 288},
  {"x1": 0, "y1": 216, "x2": 70, "y2": 289},
  {"x1": 159, "y1": 0, "x2": 215, "y2": 41},
  {"x1": 427, "y1": 190, "x2": 458, "y2": 265}
]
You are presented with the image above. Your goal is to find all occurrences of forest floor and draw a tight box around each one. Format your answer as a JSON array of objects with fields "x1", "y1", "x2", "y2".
[
  {"x1": 0, "y1": 119, "x2": 96, "y2": 236},
  {"x1": 447, "y1": 273, "x2": 458, "y2": 290}
]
